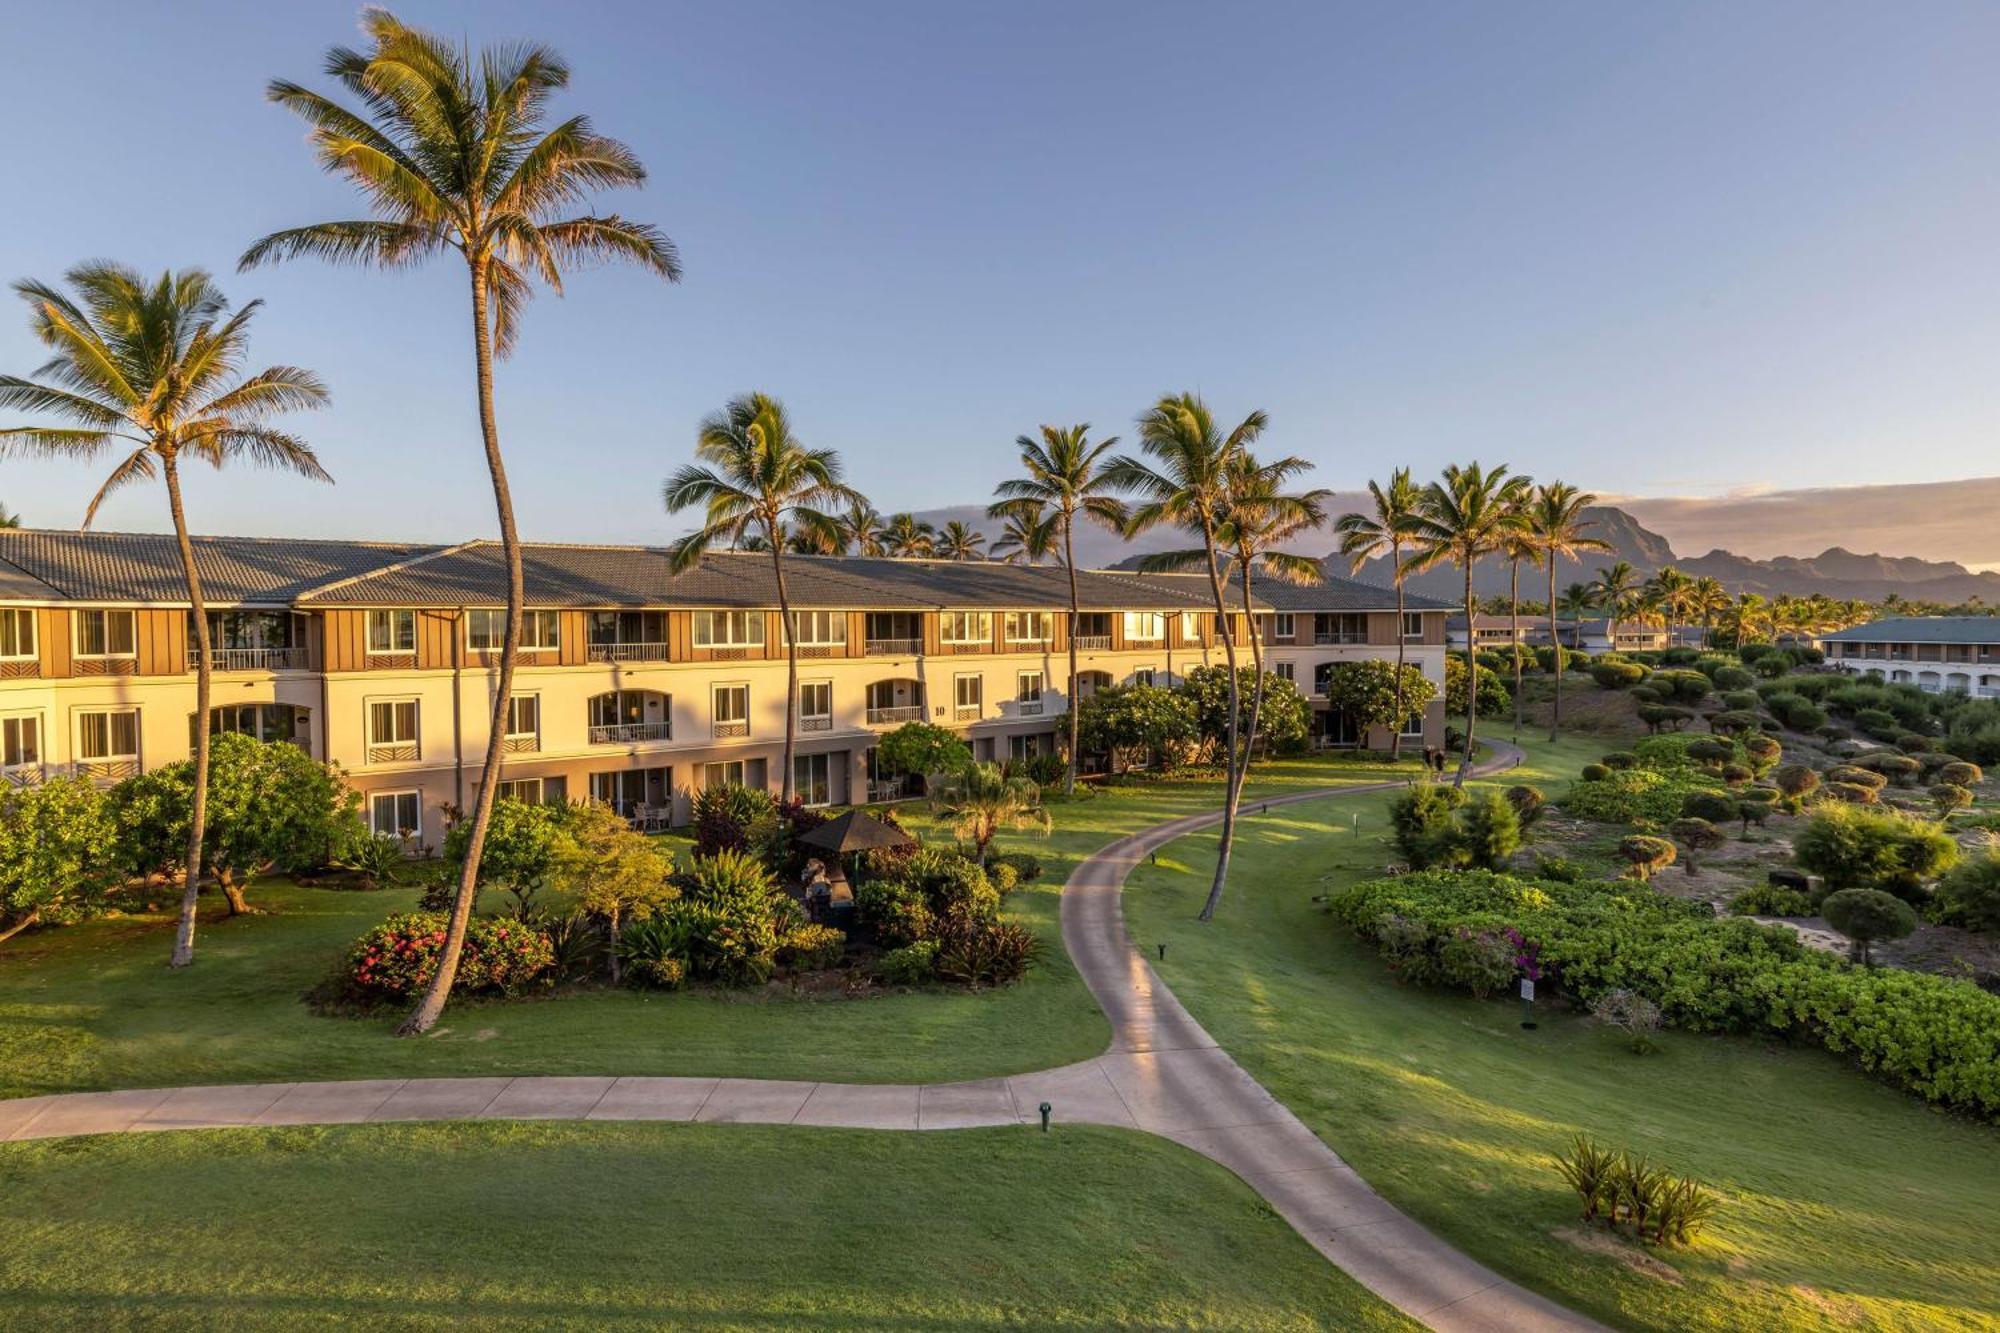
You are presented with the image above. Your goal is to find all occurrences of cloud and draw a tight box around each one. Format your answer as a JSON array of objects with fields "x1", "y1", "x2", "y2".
[{"x1": 1615, "y1": 476, "x2": 2000, "y2": 564}]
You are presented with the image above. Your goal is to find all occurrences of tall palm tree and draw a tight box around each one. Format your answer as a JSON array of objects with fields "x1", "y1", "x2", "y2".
[
  {"x1": 1496, "y1": 480, "x2": 1539, "y2": 741},
  {"x1": 989, "y1": 507, "x2": 1058, "y2": 565},
  {"x1": 0, "y1": 264, "x2": 329, "y2": 967},
  {"x1": 1591, "y1": 560, "x2": 1642, "y2": 649},
  {"x1": 833, "y1": 502, "x2": 885, "y2": 557},
  {"x1": 883, "y1": 513, "x2": 936, "y2": 557},
  {"x1": 1335, "y1": 469, "x2": 1424, "y2": 758},
  {"x1": 664, "y1": 393, "x2": 859, "y2": 805},
  {"x1": 1407, "y1": 463, "x2": 1529, "y2": 785},
  {"x1": 989, "y1": 424, "x2": 1128, "y2": 795},
  {"x1": 1109, "y1": 392, "x2": 1265, "y2": 920},
  {"x1": 244, "y1": 10, "x2": 679, "y2": 1034},
  {"x1": 1524, "y1": 483, "x2": 1612, "y2": 743},
  {"x1": 1646, "y1": 566, "x2": 1694, "y2": 644},
  {"x1": 933, "y1": 519, "x2": 986, "y2": 561},
  {"x1": 1690, "y1": 575, "x2": 1729, "y2": 647}
]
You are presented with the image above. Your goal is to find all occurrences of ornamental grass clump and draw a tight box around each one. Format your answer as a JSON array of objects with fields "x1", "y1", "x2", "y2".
[{"x1": 1553, "y1": 1136, "x2": 1719, "y2": 1247}]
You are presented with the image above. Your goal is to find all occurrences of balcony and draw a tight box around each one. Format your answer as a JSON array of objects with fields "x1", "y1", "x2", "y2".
[
  {"x1": 589, "y1": 721, "x2": 672, "y2": 745},
  {"x1": 866, "y1": 705, "x2": 924, "y2": 725},
  {"x1": 1015, "y1": 700, "x2": 1045, "y2": 716},
  {"x1": 799, "y1": 715, "x2": 833, "y2": 732},
  {"x1": 1313, "y1": 632, "x2": 1368, "y2": 646},
  {"x1": 954, "y1": 705, "x2": 981, "y2": 722},
  {"x1": 501, "y1": 735, "x2": 540, "y2": 754},
  {"x1": 1074, "y1": 635, "x2": 1111, "y2": 652},
  {"x1": 712, "y1": 720, "x2": 749, "y2": 739},
  {"x1": 588, "y1": 642, "x2": 670, "y2": 664},
  {"x1": 189, "y1": 646, "x2": 306, "y2": 672},
  {"x1": 74, "y1": 656, "x2": 137, "y2": 676},
  {"x1": 866, "y1": 638, "x2": 922, "y2": 656}
]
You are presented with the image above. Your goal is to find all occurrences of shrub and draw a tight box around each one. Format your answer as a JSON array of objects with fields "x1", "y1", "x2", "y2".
[
  {"x1": 1719, "y1": 763, "x2": 1754, "y2": 787},
  {"x1": 1590, "y1": 989, "x2": 1663, "y2": 1053},
  {"x1": 988, "y1": 861, "x2": 1020, "y2": 894},
  {"x1": 1579, "y1": 763, "x2": 1612, "y2": 782},
  {"x1": 1450, "y1": 791, "x2": 1523, "y2": 872},
  {"x1": 1826, "y1": 765, "x2": 1887, "y2": 791},
  {"x1": 1616, "y1": 835, "x2": 1677, "y2": 881},
  {"x1": 1389, "y1": 781, "x2": 1465, "y2": 867},
  {"x1": 1772, "y1": 697, "x2": 1828, "y2": 732},
  {"x1": 618, "y1": 917, "x2": 691, "y2": 989},
  {"x1": 1437, "y1": 927, "x2": 1517, "y2": 997},
  {"x1": 1535, "y1": 645, "x2": 1590, "y2": 673},
  {"x1": 931, "y1": 917, "x2": 1040, "y2": 985},
  {"x1": 992, "y1": 851, "x2": 1044, "y2": 882},
  {"x1": 0, "y1": 775, "x2": 119, "y2": 939},
  {"x1": 1446, "y1": 654, "x2": 1511, "y2": 718},
  {"x1": 1553, "y1": 1137, "x2": 1720, "y2": 1248},
  {"x1": 1821, "y1": 888, "x2": 1918, "y2": 965},
  {"x1": 1684, "y1": 737, "x2": 1736, "y2": 769},
  {"x1": 877, "y1": 940, "x2": 939, "y2": 984},
  {"x1": 1708, "y1": 710, "x2": 1763, "y2": 736},
  {"x1": 1679, "y1": 789, "x2": 1738, "y2": 823},
  {"x1": 1822, "y1": 781, "x2": 1880, "y2": 805},
  {"x1": 1794, "y1": 803, "x2": 1960, "y2": 900},
  {"x1": 1636, "y1": 704, "x2": 1696, "y2": 733},
  {"x1": 1731, "y1": 883, "x2": 1815, "y2": 916},
  {"x1": 346, "y1": 912, "x2": 553, "y2": 1000},
  {"x1": 1567, "y1": 769, "x2": 1718, "y2": 826},
  {"x1": 1601, "y1": 751, "x2": 1638, "y2": 770},
  {"x1": 857, "y1": 879, "x2": 933, "y2": 948},
  {"x1": 1721, "y1": 689, "x2": 1762, "y2": 712},
  {"x1": 1939, "y1": 761, "x2": 1984, "y2": 788},
  {"x1": 1894, "y1": 732, "x2": 1939, "y2": 755},
  {"x1": 690, "y1": 783, "x2": 777, "y2": 857},
  {"x1": 1504, "y1": 785, "x2": 1546, "y2": 829},
  {"x1": 778, "y1": 923, "x2": 847, "y2": 971},
  {"x1": 1590, "y1": 661, "x2": 1648, "y2": 690},
  {"x1": 1931, "y1": 783, "x2": 1975, "y2": 819},
  {"x1": 1932, "y1": 843, "x2": 2000, "y2": 931},
  {"x1": 662, "y1": 850, "x2": 788, "y2": 985},
  {"x1": 1772, "y1": 764, "x2": 1820, "y2": 811},
  {"x1": 1856, "y1": 752, "x2": 1923, "y2": 786},
  {"x1": 1741, "y1": 733, "x2": 1783, "y2": 774},
  {"x1": 1853, "y1": 708, "x2": 1900, "y2": 741},
  {"x1": 876, "y1": 721, "x2": 974, "y2": 781},
  {"x1": 1668, "y1": 818, "x2": 1725, "y2": 873},
  {"x1": 1712, "y1": 665, "x2": 1756, "y2": 691}
]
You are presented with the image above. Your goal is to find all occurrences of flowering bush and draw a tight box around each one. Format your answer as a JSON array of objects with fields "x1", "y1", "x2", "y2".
[{"x1": 345, "y1": 911, "x2": 553, "y2": 999}]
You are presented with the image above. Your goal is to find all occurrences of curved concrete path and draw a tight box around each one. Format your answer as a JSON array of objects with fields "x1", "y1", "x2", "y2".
[{"x1": 0, "y1": 742, "x2": 1601, "y2": 1332}]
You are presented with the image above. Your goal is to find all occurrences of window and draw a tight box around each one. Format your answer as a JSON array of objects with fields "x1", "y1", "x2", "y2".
[
  {"x1": 369, "y1": 790, "x2": 421, "y2": 839},
  {"x1": 497, "y1": 776, "x2": 555, "y2": 805},
  {"x1": 703, "y1": 760, "x2": 747, "y2": 788},
  {"x1": 798, "y1": 680, "x2": 832, "y2": 721},
  {"x1": 1004, "y1": 611, "x2": 1052, "y2": 643},
  {"x1": 1008, "y1": 732, "x2": 1048, "y2": 761},
  {"x1": 713, "y1": 684, "x2": 749, "y2": 736},
  {"x1": 1123, "y1": 612, "x2": 1164, "y2": 642},
  {"x1": 1400, "y1": 710, "x2": 1425, "y2": 739},
  {"x1": 0, "y1": 609, "x2": 35, "y2": 659},
  {"x1": 693, "y1": 611, "x2": 765, "y2": 648},
  {"x1": 1273, "y1": 613, "x2": 1295, "y2": 641},
  {"x1": 367, "y1": 609, "x2": 415, "y2": 654},
  {"x1": 468, "y1": 609, "x2": 559, "y2": 650},
  {"x1": 1402, "y1": 612, "x2": 1424, "y2": 639},
  {"x1": 1017, "y1": 671, "x2": 1044, "y2": 702},
  {"x1": 505, "y1": 695, "x2": 539, "y2": 739},
  {"x1": 201, "y1": 704, "x2": 301, "y2": 745},
  {"x1": 367, "y1": 699, "x2": 418, "y2": 759},
  {"x1": 77, "y1": 709, "x2": 139, "y2": 761},
  {"x1": 1, "y1": 716, "x2": 39, "y2": 767},
  {"x1": 787, "y1": 610, "x2": 847, "y2": 646},
  {"x1": 954, "y1": 674, "x2": 983, "y2": 711},
  {"x1": 588, "y1": 609, "x2": 668, "y2": 647},
  {"x1": 941, "y1": 611, "x2": 992, "y2": 644},
  {"x1": 793, "y1": 752, "x2": 832, "y2": 807},
  {"x1": 1274, "y1": 662, "x2": 1295, "y2": 683},
  {"x1": 589, "y1": 690, "x2": 670, "y2": 740},
  {"x1": 1313, "y1": 662, "x2": 1336, "y2": 697},
  {"x1": 75, "y1": 609, "x2": 136, "y2": 657},
  {"x1": 1180, "y1": 612, "x2": 1201, "y2": 640},
  {"x1": 1133, "y1": 668, "x2": 1157, "y2": 687}
]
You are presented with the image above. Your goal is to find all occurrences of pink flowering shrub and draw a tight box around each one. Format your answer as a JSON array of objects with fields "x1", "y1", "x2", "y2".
[{"x1": 346, "y1": 911, "x2": 554, "y2": 999}]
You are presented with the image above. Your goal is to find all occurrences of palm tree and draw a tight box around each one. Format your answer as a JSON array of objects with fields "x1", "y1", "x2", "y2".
[
  {"x1": 883, "y1": 513, "x2": 936, "y2": 557},
  {"x1": 988, "y1": 424, "x2": 1128, "y2": 795},
  {"x1": 1591, "y1": 561, "x2": 1642, "y2": 649},
  {"x1": 833, "y1": 502, "x2": 885, "y2": 557},
  {"x1": 1335, "y1": 469, "x2": 1424, "y2": 758},
  {"x1": 1407, "y1": 464, "x2": 1529, "y2": 785},
  {"x1": 1690, "y1": 575, "x2": 1729, "y2": 647},
  {"x1": 928, "y1": 760, "x2": 1051, "y2": 864},
  {"x1": 245, "y1": 11, "x2": 678, "y2": 1034},
  {"x1": 1646, "y1": 566, "x2": 1694, "y2": 644},
  {"x1": 664, "y1": 393, "x2": 859, "y2": 806},
  {"x1": 0, "y1": 264, "x2": 329, "y2": 967},
  {"x1": 1142, "y1": 453, "x2": 1324, "y2": 774},
  {"x1": 1557, "y1": 582, "x2": 1599, "y2": 619},
  {"x1": 989, "y1": 507, "x2": 1058, "y2": 565},
  {"x1": 1109, "y1": 392, "x2": 1265, "y2": 920},
  {"x1": 1498, "y1": 481, "x2": 1539, "y2": 741},
  {"x1": 933, "y1": 520, "x2": 986, "y2": 561}
]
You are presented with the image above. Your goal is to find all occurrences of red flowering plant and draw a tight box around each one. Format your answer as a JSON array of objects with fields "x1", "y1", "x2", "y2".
[{"x1": 345, "y1": 911, "x2": 554, "y2": 1000}]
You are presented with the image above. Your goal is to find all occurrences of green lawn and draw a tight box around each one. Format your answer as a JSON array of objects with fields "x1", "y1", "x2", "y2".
[
  {"x1": 0, "y1": 753, "x2": 1418, "y2": 1099},
  {"x1": 1123, "y1": 733, "x2": 2000, "y2": 1332},
  {"x1": 0, "y1": 1121, "x2": 1415, "y2": 1331}
]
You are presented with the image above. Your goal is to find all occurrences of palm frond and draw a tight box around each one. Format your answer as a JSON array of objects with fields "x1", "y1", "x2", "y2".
[{"x1": 81, "y1": 447, "x2": 156, "y2": 529}]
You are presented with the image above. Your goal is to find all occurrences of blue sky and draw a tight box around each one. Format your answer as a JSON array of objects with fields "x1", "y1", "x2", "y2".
[{"x1": 3, "y1": 0, "x2": 1997, "y2": 551}]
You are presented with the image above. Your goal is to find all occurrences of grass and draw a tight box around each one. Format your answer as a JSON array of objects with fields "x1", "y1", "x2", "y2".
[
  {"x1": 0, "y1": 1121, "x2": 1416, "y2": 1331},
  {"x1": 1122, "y1": 732, "x2": 2000, "y2": 1331},
  {"x1": 0, "y1": 753, "x2": 1413, "y2": 1098}
]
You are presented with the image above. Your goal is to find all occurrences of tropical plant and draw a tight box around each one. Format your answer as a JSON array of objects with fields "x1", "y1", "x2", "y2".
[
  {"x1": 664, "y1": 392, "x2": 858, "y2": 808},
  {"x1": 1319, "y1": 659, "x2": 1437, "y2": 740},
  {"x1": 1523, "y1": 482, "x2": 1611, "y2": 742},
  {"x1": 1591, "y1": 560, "x2": 1642, "y2": 649},
  {"x1": 832, "y1": 501, "x2": 885, "y2": 556},
  {"x1": 882, "y1": 512, "x2": 936, "y2": 557},
  {"x1": 989, "y1": 424, "x2": 1128, "y2": 794},
  {"x1": 1498, "y1": 482, "x2": 1540, "y2": 739},
  {"x1": 1075, "y1": 683, "x2": 1201, "y2": 771},
  {"x1": 246, "y1": 8, "x2": 679, "y2": 1033},
  {"x1": 1109, "y1": 392, "x2": 1266, "y2": 919},
  {"x1": 933, "y1": 519, "x2": 986, "y2": 561},
  {"x1": 0, "y1": 776, "x2": 119, "y2": 943},
  {"x1": 1407, "y1": 464, "x2": 1530, "y2": 784},
  {"x1": 927, "y1": 761, "x2": 1051, "y2": 863},
  {"x1": 876, "y1": 720, "x2": 973, "y2": 783},
  {"x1": 0, "y1": 265, "x2": 329, "y2": 966},
  {"x1": 1335, "y1": 468, "x2": 1425, "y2": 757},
  {"x1": 551, "y1": 800, "x2": 677, "y2": 982}
]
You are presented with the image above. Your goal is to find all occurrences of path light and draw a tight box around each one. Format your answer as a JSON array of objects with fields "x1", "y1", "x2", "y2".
[
  {"x1": 1157, "y1": 943, "x2": 1167, "y2": 962},
  {"x1": 1039, "y1": 1101, "x2": 1052, "y2": 1133}
]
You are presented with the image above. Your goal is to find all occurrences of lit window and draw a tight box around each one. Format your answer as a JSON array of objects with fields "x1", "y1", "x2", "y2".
[
  {"x1": 713, "y1": 684, "x2": 749, "y2": 725},
  {"x1": 693, "y1": 611, "x2": 766, "y2": 648},
  {"x1": 703, "y1": 760, "x2": 748, "y2": 787},
  {"x1": 1, "y1": 715, "x2": 39, "y2": 767},
  {"x1": 1123, "y1": 612, "x2": 1164, "y2": 641},
  {"x1": 798, "y1": 681, "x2": 832, "y2": 720},
  {"x1": 505, "y1": 695, "x2": 539, "y2": 738},
  {"x1": 954, "y1": 674, "x2": 983, "y2": 710},
  {"x1": 0, "y1": 610, "x2": 35, "y2": 659},
  {"x1": 75, "y1": 610, "x2": 136, "y2": 657},
  {"x1": 367, "y1": 609, "x2": 415, "y2": 654},
  {"x1": 367, "y1": 700, "x2": 418, "y2": 748},
  {"x1": 77, "y1": 709, "x2": 139, "y2": 760},
  {"x1": 468, "y1": 609, "x2": 559, "y2": 650},
  {"x1": 1004, "y1": 612, "x2": 1052, "y2": 643},
  {"x1": 787, "y1": 611, "x2": 847, "y2": 646},
  {"x1": 942, "y1": 611, "x2": 992, "y2": 644}
]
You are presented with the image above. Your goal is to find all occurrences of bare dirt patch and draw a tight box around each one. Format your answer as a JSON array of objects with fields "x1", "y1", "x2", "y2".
[{"x1": 1552, "y1": 1227, "x2": 1684, "y2": 1285}]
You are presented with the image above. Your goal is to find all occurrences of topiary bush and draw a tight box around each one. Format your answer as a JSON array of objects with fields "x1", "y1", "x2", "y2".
[
  {"x1": 1932, "y1": 844, "x2": 2000, "y2": 931},
  {"x1": 1721, "y1": 689, "x2": 1763, "y2": 712},
  {"x1": 1637, "y1": 703, "x2": 1696, "y2": 733},
  {"x1": 1711, "y1": 665, "x2": 1757, "y2": 692},
  {"x1": 1856, "y1": 752, "x2": 1923, "y2": 786},
  {"x1": 1616, "y1": 835, "x2": 1677, "y2": 881},
  {"x1": 1601, "y1": 751, "x2": 1639, "y2": 771},
  {"x1": 1821, "y1": 888, "x2": 1918, "y2": 965},
  {"x1": 1826, "y1": 765, "x2": 1888, "y2": 791},
  {"x1": 1668, "y1": 817, "x2": 1725, "y2": 874},
  {"x1": 1794, "y1": 803, "x2": 1959, "y2": 901},
  {"x1": 1651, "y1": 669, "x2": 1713, "y2": 705},
  {"x1": 1504, "y1": 784, "x2": 1547, "y2": 829},
  {"x1": 1938, "y1": 761, "x2": 1984, "y2": 788},
  {"x1": 1591, "y1": 661, "x2": 1649, "y2": 690},
  {"x1": 1822, "y1": 781, "x2": 1880, "y2": 805},
  {"x1": 1772, "y1": 763, "x2": 1820, "y2": 811},
  {"x1": 1730, "y1": 882, "x2": 1815, "y2": 916},
  {"x1": 1680, "y1": 790, "x2": 1738, "y2": 823},
  {"x1": 1565, "y1": 769, "x2": 1720, "y2": 826},
  {"x1": 1579, "y1": 763, "x2": 1611, "y2": 782}
]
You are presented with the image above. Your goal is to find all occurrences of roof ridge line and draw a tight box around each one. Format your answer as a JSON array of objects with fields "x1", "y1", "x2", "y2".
[{"x1": 290, "y1": 540, "x2": 474, "y2": 601}]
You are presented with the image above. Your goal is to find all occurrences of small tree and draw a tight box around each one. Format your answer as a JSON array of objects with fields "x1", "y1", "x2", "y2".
[
  {"x1": 1820, "y1": 887, "x2": 1917, "y2": 965},
  {"x1": 1616, "y1": 835, "x2": 1677, "y2": 882},
  {"x1": 928, "y1": 762, "x2": 1051, "y2": 863},
  {"x1": 876, "y1": 722, "x2": 972, "y2": 786},
  {"x1": 1771, "y1": 763, "x2": 1820, "y2": 812},
  {"x1": 1445, "y1": 654, "x2": 1510, "y2": 720},
  {"x1": 1668, "y1": 817, "x2": 1725, "y2": 875},
  {"x1": 1930, "y1": 783, "x2": 1974, "y2": 820},
  {"x1": 1178, "y1": 664, "x2": 1310, "y2": 756},
  {"x1": 444, "y1": 799, "x2": 571, "y2": 916},
  {"x1": 1452, "y1": 790, "x2": 1522, "y2": 871},
  {"x1": 1320, "y1": 660, "x2": 1438, "y2": 745},
  {"x1": 1076, "y1": 684, "x2": 1200, "y2": 771},
  {"x1": 1933, "y1": 841, "x2": 2000, "y2": 931},
  {"x1": 553, "y1": 801, "x2": 677, "y2": 983},
  {"x1": 0, "y1": 776, "x2": 119, "y2": 942},
  {"x1": 1793, "y1": 804, "x2": 1958, "y2": 903}
]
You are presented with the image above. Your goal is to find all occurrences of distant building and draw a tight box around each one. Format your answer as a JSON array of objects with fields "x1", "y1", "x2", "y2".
[
  {"x1": 1445, "y1": 614, "x2": 1551, "y2": 649},
  {"x1": 1817, "y1": 616, "x2": 2000, "y2": 696},
  {"x1": 1554, "y1": 619, "x2": 1669, "y2": 653}
]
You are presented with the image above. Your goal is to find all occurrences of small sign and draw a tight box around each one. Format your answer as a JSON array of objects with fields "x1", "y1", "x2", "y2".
[{"x1": 1519, "y1": 978, "x2": 1536, "y2": 1002}]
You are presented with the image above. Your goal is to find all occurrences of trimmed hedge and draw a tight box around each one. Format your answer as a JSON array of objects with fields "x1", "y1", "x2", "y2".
[{"x1": 1327, "y1": 869, "x2": 2000, "y2": 1118}]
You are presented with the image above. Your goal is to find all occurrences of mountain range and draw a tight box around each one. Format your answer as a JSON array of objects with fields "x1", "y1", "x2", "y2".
[{"x1": 908, "y1": 500, "x2": 2000, "y2": 604}]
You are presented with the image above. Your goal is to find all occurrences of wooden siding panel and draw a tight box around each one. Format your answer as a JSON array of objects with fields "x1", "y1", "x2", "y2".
[
  {"x1": 417, "y1": 610, "x2": 455, "y2": 670},
  {"x1": 324, "y1": 610, "x2": 364, "y2": 672},
  {"x1": 559, "y1": 611, "x2": 587, "y2": 666},
  {"x1": 1366, "y1": 613, "x2": 1398, "y2": 646},
  {"x1": 37, "y1": 609, "x2": 70, "y2": 678},
  {"x1": 137, "y1": 610, "x2": 185, "y2": 676}
]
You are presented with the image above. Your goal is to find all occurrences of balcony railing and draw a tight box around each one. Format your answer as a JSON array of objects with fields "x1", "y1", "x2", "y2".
[
  {"x1": 1015, "y1": 700, "x2": 1044, "y2": 716},
  {"x1": 189, "y1": 646, "x2": 305, "y2": 672},
  {"x1": 954, "y1": 705, "x2": 981, "y2": 722},
  {"x1": 1074, "y1": 635, "x2": 1111, "y2": 651},
  {"x1": 588, "y1": 642, "x2": 670, "y2": 663},
  {"x1": 1314, "y1": 632, "x2": 1368, "y2": 646},
  {"x1": 78, "y1": 757, "x2": 141, "y2": 782},
  {"x1": 366, "y1": 742, "x2": 418, "y2": 764},
  {"x1": 866, "y1": 638, "x2": 922, "y2": 656},
  {"x1": 501, "y1": 735, "x2": 540, "y2": 754},
  {"x1": 589, "y1": 721, "x2": 672, "y2": 744},
  {"x1": 799, "y1": 715, "x2": 833, "y2": 732},
  {"x1": 712, "y1": 720, "x2": 749, "y2": 739},
  {"x1": 866, "y1": 705, "x2": 924, "y2": 725}
]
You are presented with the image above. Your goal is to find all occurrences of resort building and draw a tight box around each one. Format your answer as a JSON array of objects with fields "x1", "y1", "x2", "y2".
[
  {"x1": 1554, "y1": 618, "x2": 1670, "y2": 653},
  {"x1": 0, "y1": 530, "x2": 1450, "y2": 841},
  {"x1": 1818, "y1": 617, "x2": 2000, "y2": 696},
  {"x1": 1445, "y1": 615, "x2": 1551, "y2": 650}
]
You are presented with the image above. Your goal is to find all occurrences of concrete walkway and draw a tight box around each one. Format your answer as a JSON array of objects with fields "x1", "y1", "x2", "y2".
[{"x1": 0, "y1": 742, "x2": 1602, "y2": 1332}]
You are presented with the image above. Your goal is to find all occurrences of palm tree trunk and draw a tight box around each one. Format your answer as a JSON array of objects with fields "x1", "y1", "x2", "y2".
[
  {"x1": 165, "y1": 454, "x2": 210, "y2": 969},
  {"x1": 1390, "y1": 544, "x2": 1407, "y2": 760},
  {"x1": 772, "y1": 537, "x2": 796, "y2": 804},
  {"x1": 1062, "y1": 512, "x2": 1080, "y2": 797},
  {"x1": 1196, "y1": 519, "x2": 1242, "y2": 923},
  {"x1": 1547, "y1": 561, "x2": 1562, "y2": 743},
  {"x1": 1455, "y1": 560, "x2": 1477, "y2": 788},
  {"x1": 1237, "y1": 556, "x2": 1267, "y2": 772},
  {"x1": 0, "y1": 908, "x2": 40, "y2": 945},
  {"x1": 400, "y1": 258, "x2": 519, "y2": 1037},
  {"x1": 1509, "y1": 557, "x2": 1523, "y2": 741}
]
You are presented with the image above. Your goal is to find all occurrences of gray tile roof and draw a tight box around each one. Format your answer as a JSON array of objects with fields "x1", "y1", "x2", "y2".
[
  {"x1": 1821, "y1": 616, "x2": 2000, "y2": 645},
  {"x1": 0, "y1": 529, "x2": 434, "y2": 604},
  {"x1": 1240, "y1": 571, "x2": 1454, "y2": 613}
]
